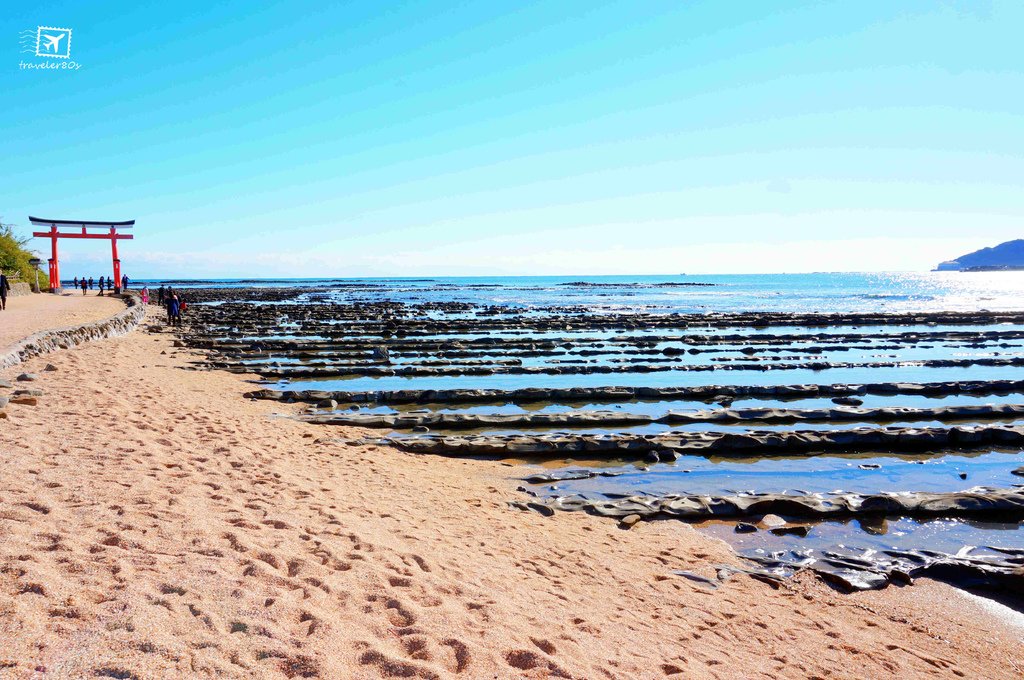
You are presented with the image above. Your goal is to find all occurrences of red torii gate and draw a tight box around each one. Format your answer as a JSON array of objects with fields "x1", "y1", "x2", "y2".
[{"x1": 30, "y1": 217, "x2": 134, "y2": 292}]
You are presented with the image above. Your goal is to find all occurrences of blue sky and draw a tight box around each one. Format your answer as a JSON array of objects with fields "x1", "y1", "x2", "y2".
[{"x1": 2, "y1": 0, "x2": 1022, "y2": 277}]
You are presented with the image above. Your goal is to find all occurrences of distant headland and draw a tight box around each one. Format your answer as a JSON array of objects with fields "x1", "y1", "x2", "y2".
[{"x1": 935, "y1": 239, "x2": 1024, "y2": 272}]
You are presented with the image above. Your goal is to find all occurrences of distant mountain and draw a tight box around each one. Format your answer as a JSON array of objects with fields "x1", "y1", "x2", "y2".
[{"x1": 935, "y1": 239, "x2": 1024, "y2": 271}]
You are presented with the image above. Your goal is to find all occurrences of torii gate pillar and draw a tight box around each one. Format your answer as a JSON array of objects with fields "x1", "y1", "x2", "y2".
[
  {"x1": 111, "y1": 226, "x2": 122, "y2": 291},
  {"x1": 46, "y1": 224, "x2": 60, "y2": 291}
]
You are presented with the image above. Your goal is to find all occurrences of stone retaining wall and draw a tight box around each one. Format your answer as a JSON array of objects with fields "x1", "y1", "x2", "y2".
[
  {"x1": 6, "y1": 282, "x2": 33, "y2": 297},
  {"x1": 0, "y1": 293, "x2": 146, "y2": 370}
]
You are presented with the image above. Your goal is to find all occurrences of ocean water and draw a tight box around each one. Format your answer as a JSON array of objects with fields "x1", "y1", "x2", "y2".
[{"x1": 147, "y1": 271, "x2": 1024, "y2": 314}]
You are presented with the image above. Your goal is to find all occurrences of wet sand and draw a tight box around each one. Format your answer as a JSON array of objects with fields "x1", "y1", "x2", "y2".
[
  {"x1": 0, "y1": 292, "x2": 122, "y2": 351},
  {"x1": 1, "y1": 301, "x2": 1022, "y2": 678}
]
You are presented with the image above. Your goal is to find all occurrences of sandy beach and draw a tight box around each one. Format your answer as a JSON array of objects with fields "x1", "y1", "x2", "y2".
[
  {"x1": 1, "y1": 295, "x2": 1022, "y2": 679},
  {"x1": 0, "y1": 293, "x2": 122, "y2": 350}
]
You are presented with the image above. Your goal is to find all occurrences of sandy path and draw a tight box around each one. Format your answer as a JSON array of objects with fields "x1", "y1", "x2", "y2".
[
  {"x1": 0, "y1": 311, "x2": 1022, "y2": 679},
  {"x1": 0, "y1": 293, "x2": 122, "y2": 350}
]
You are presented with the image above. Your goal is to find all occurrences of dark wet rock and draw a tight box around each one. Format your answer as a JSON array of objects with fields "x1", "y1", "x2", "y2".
[
  {"x1": 831, "y1": 396, "x2": 863, "y2": 406},
  {"x1": 815, "y1": 566, "x2": 891, "y2": 592},
  {"x1": 769, "y1": 525, "x2": 810, "y2": 537},
  {"x1": 411, "y1": 425, "x2": 430, "y2": 433},
  {"x1": 16, "y1": 373, "x2": 38, "y2": 382},
  {"x1": 526, "y1": 502, "x2": 554, "y2": 517},
  {"x1": 523, "y1": 469, "x2": 596, "y2": 483},
  {"x1": 859, "y1": 463, "x2": 881, "y2": 470},
  {"x1": 735, "y1": 522, "x2": 758, "y2": 533},
  {"x1": 670, "y1": 571, "x2": 718, "y2": 589},
  {"x1": 888, "y1": 568, "x2": 914, "y2": 586},
  {"x1": 1012, "y1": 467, "x2": 1024, "y2": 477},
  {"x1": 857, "y1": 516, "x2": 889, "y2": 535},
  {"x1": 716, "y1": 564, "x2": 788, "y2": 589},
  {"x1": 317, "y1": 399, "x2": 338, "y2": 410},
  {"x1": 43, "y1": 364, "x2": 57, "y2": 372},
  {"x1": 620, "y1": 514, "x2": 641, "y2": 528},
  {"x1": 13, "y1": 389, "x2": 43, "y2": 397}
]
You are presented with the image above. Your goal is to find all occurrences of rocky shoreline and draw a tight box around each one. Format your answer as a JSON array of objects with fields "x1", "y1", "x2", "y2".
[
  {"x1": 508, "y1": 488, "x2": 1024, "y2": 593},
  {"x1": 175, "y1": 286, "x2": 1024, "y2": 598}
]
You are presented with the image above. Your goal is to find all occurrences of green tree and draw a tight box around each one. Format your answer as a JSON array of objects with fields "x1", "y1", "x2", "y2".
[{"x1": 0, "y1": 217, "x2": 50, "y2": 289}]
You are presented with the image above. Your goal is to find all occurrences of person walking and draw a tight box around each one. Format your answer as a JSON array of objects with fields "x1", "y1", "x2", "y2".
[
  {"x1": 80, "y1": 278, "x2": 88, "y2": 295},
  {"x1": 157, "y1": 285, "x2": 165, "y2": 305},
  {"x1": 0, "y1": 269, "x2": 10, "y2": 311},
  {"x1": 88, "y1": 276, "x2": 94, "y2": 290},
  {"x1": 73, "y1": 276, "x2": 79, "y2": 289},
  {"x1": 141, "y1": 286, "x2": 150, "y2": 305},
  {"x1": 166, "y1": 293, "x2": 180, "y2": 326},
  {"x1": 98, "y1": 276, "x2": 106, "y2": 296},
  {"x1": 122, "y1": 274, "x2": 129, "y2": 290}
]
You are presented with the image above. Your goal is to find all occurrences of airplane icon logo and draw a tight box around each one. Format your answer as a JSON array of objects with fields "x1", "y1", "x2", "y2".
[
  {"x1": 42, "y1": 33, "x2": 65, "y2": 52},
  {"x1": 35, "y1": 26, "x2": 72, "y2": 58}
]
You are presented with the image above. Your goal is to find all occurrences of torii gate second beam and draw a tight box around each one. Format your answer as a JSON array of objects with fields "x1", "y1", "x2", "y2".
[{"x1": 29, "y1": 217, "x2": 135, "y2": 292}]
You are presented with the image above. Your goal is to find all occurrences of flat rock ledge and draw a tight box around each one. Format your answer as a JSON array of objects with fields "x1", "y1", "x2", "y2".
[
  {"x1": 369, "y1": 423, "x2": 1024, "y2": 458},
  {"x1": 224, "y1": 355, "x2": 1024, "y2": 379},
  {"x1": 512, "y1": 486, "x2": 1024, "y2": 522},
  {"x1": 692, "y1": 544, "x2": 1023, "y2": 593},
  {"x1": 741, "y1": 544, "x2": 1024, "y2": 593},
  {"x1": 246, "y1": 378, "x2": 1024, "y2": 406},
  {"x1": 0, "y1": 293, "x2": 146, "y2": 370},
  {"x1": 299, "y1": 402, "x2": 1024, "y2": 429}
]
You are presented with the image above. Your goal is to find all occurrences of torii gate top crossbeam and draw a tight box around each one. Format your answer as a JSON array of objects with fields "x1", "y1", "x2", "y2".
[{"x1": 29, "y1": 216, "x2": 135, "y2": 229}]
